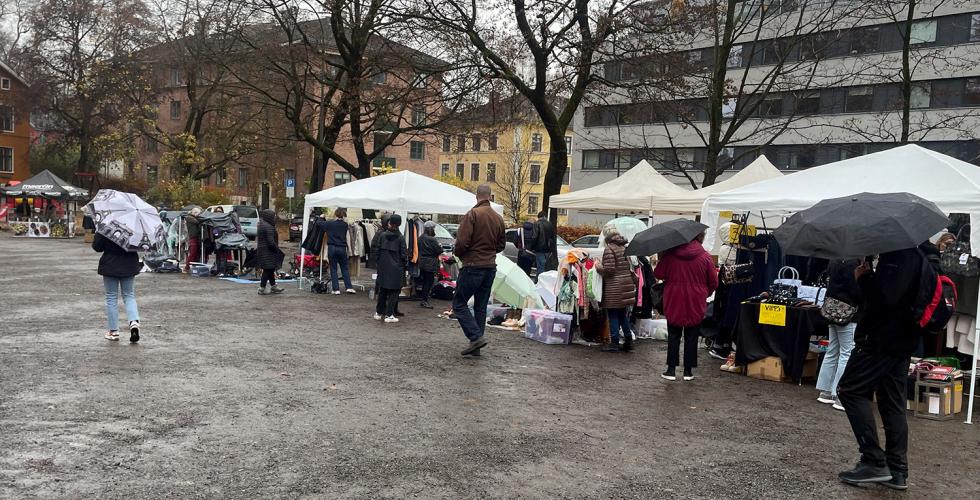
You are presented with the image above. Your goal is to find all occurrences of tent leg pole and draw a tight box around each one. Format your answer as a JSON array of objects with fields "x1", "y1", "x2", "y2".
[{"x1": 966, "y1": 293, "x2": 980, "y2": 424}]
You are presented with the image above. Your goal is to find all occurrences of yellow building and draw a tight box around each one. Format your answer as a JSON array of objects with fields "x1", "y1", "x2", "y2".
[{"x1": 438, "y1": 96, "x2": 571, "y2": 226}]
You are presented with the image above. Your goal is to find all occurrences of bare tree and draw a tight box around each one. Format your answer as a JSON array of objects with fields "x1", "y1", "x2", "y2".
[{"x1": 494, "y1": 133, "x2": 536, "y2": 226}]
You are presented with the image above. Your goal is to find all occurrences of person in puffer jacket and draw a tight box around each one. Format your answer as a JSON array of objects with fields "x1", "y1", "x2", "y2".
[
  {"x1": 653, "y1": 232, "x2": 718, "y2": 381},
  {"x1": 596, "y1": 227, "x2": 637, "y2": 352}
]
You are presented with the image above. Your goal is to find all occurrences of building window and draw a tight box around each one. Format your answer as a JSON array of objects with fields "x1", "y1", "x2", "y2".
[
  {"x1": 564, "y1": 136, "x2": 572, "y2": 152},
  {"x1": 850, "y1": 27, "x2": 879, "y2": 55},
  {"x1": 0, "y1": 78, "x2": 9, "y2": 90},
  {"x1": 531, "y1": 133, "x2": 542, "y2": 152},
  {"x1": 0, "y1": 106, "x2": 13, "y2": 132},
  {"x1": 845, "y1": 87, "x2": 874, "y2": 113},
  {"x1": 0, "y1": 147, "x2": 12, "y2": 173},
  {"x1": 965, "y1": 78, "x2": 980, "y2": 106},
  {"x1": 796, "y1": 91, "x2": 820, "y2": 115},
  {"x1": 442, "y1": 136, "x2": 451, "y2": 152},
  {"x1": 440, "y1": 163, "x2": 450, "y2": 177},
  {"x1": 529, "y1": 163, "x2": 542, "y2": 184},
  {"x1": 238, "y1": 168, "x2": 248, "y2": 188},
  {"x1": 557, "y1": 208, "x2": 568, "y2": 216},
  {"x1": 722, "y1": 98, "x2": 737, "y2": 119},
  {"x1": 488, "y1": 133, "x2": 498, "y2": 150},
  {"x1": 759, "y1": 96, "x2": 783, "y2": 117},
  {"x1": 410, "y1": 140, "x2": 425, "y2": 160},
  {"x1": 411, "y1": 107, "x2": 425, "y2": 126},
  {"x1": 216, "y1": 167, "x2": 227, "y2": 186},
  {"x1": 472, "y1": 134, "x2": 481, "y2": 151},
  {"x1": 372, "y1": 71, "x2": 387, "y2": 84},
  {"x1": 789, "y1": 146, "x2": 817, "y2": 169},
  {"x1": 145, "y1": 138, "x2": 157, "y2": 153},
  {"x1": 457, "y1": 135, "x2": 466, "y2": 152},
  {"x1": 910, "y1": 83, "x2": 931, "y2": 109},
  {"x1": 486, "y1": 163, "x2": 496, "y2": 182},
  {"x1": 910, "y1": 20, "x2": 937, "y2": 45},
  {"x1": 284, "y1": 168, "x2": 295, "y2": 185},
  {"x1": 146, "y1": 165, "x2": 158, "y2": 184},
  {"x1": 170, "y1": 101, "x2": 181, "y2": 120},
  {"x1": 470, "y1": 163, "x2": 480, "y2": 181},
  {"x1": 373, "y1": 132, "x2": 390, "y2": 157},
  {"x1": 971, "y1": 14, "x2": 980, "y2": 42},
  {"x1": 727, "y1": 45, "x2": 743, "y2": 68},
  {"x1": 562, "y1": 169, "x2": 570, "y2": 186},
  {"x1": 334, "y1": 172, "x2": 352, "y2": 186},
  {"x1": 527, "y1": 195, "x2": 539, "y2": 215},
  {"x1": 455, "y1": 163, "x2": 464, "y2": 180},
  {"x1": 170, "y1": 67, "x2": 181, "y2": 86}
]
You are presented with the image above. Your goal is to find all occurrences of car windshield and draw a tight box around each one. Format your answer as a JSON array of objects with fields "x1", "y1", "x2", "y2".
[
  {"x1": 234, "y1": 206, "x2": 258, "y2": 218},
  {"x1": 432, "y1": 224, "x2": 452, "y2": 239},
  {"x1": 557, "y1": 235, "x2": 569, "y2": 246}
]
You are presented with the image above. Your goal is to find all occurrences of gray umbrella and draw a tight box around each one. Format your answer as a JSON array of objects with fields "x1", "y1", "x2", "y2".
[
  {"x1": 625, "y1": 219, "x2": 708, "y2": 256},
  {"x1": 773, "y1": 192, "x2": 949, "y2": 259}
]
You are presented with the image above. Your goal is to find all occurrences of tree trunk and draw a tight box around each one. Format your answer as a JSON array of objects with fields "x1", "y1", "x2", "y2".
[{"x1": 541, "y1": 126, "x2": 568, "y2": 223}]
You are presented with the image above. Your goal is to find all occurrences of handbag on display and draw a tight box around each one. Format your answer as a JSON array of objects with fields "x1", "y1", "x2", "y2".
[
  {"x1": 720, "y1": 214, "x2": 755, "y2": 285},
  {"x1": 768, "y1": 266, "x2": 801, "y2": 303},
  {"x1": 940, "y1": 226, "x2": 979, "y2": 277},
  {"x1": 820, "y1": 296, "x2": 858, "y2": 325}
]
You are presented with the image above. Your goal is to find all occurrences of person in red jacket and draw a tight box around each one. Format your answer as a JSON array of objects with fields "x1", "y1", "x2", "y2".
[{"x1": 653, "y1": 232, "x2": 718, "y2": 381}]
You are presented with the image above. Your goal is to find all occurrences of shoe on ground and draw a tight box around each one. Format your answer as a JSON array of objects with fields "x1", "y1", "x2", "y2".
[
  {"x1": 395, "y1": 311, "x2": 405, "y2": 317},
  {"x1": 817, "y1": 391, "x2": 835, "y2": 404},
  {"x1": 105, "y1": 331, "x2": 119, "y2": 341},
  {"x1": 346, "y1": 288, "x2": 356, "y2": 294},
  {"x1": 257, "y1": 287, "x2": 269, "y2": 295},
  {"x1": 271, "y1": 286, "x2": 285, "y2": 294},
  {"x1": 601, "y1": 343, "x2": 620, "y2": 352},
  {"x1": 839, "y1": 462, "x2": 892, "y2": 485},
  {"x1": 708, "y1": 348, "x2": 728, "y2": 361},
  {"x1": 420, "y1": 301, "x2": 434, "y2": 309},
  {"x1": 461, "y1": 336, "x2": 489, "y2": 356},
  {"x1": 661, "y1": 368, "x2": 676, "y2": 381},
  {"x1": 683, "y1": 368, "x2": 695, "y2": 381},
  {"x1": 469, "y1": 348, "x2": 482, "y2": 357},
  {"x1": 332, "y1": 290, "x2": 341, "y2": 295},
  {"x1": 129, "y1": 321, "x2": 140, "y2": 343},
  {"x1": 832, "y1": 397, "x2": 845, "y2": 411},
  {"x1": 621, "y1": 339, "x2": 634, "y2": 352},
  {"x1": 384, "y1": 316, "x2": 399, "y2": 323},
  {"x1": 882, "y1": 471, "x2": 908, "y2": 491},
  {"x1": 373, "y1": 313, "x2": 383, "y2": 321}
]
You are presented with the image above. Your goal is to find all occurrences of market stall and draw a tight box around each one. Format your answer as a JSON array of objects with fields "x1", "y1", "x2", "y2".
[
  {"x1": 735, "y1": 301, "x2": 827, "y2": 383},
  {"x1": 1, "y1": 170, "x2": 89, "y2": 238},
  {"x1": 549, "y1": 160, "x2": 688, "y2": 222},
  {"x1": 700, "y1": 144, "x2": 980, "y2": 424}
]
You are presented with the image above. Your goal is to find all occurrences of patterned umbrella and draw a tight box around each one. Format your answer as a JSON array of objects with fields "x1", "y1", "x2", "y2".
[{"x1": 84, "y1": 189, "x2": 165, "y2": 252}]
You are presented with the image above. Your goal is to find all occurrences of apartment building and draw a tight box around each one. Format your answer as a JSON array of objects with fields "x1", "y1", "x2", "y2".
[
  {"x1": 569, "y1": 2, "x2": 980, "y2": 224},
  {"x1": 438, "y1": 95, "x2": 571, "y2": 225},
  {"x1": 0, "y1": 61, "x2": 33, "y2": 185}
]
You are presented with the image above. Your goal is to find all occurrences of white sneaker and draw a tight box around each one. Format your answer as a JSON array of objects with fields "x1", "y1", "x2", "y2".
[
  {"x1": 384, "y1": 316, "x2": 399, "y2": 323},
  {"x1": 373, "y1": 313, "x2": 383, "y2": 320},
  {"x1": 332, "y1": 290, "x2": 341, "y2": 295},
  {"x1": 346, "y1": 289, "x2": 356, "y2": 294},
  {"x1": 105, "y1": 331, "x2": 119, "y2": 341},
  {"x1": 832, "y1": 397, "x2": 845, "y2": 411}
]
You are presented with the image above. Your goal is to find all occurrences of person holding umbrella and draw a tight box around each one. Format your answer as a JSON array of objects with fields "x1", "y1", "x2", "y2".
[
  {"x1": 256, "y1": 209, "x2": 285, "y2": 295},
  {"x1": 815, "y1": 259, "x2": 862, "y2": 411},
  {"x1": 635, "y1": 220, "x2": 717, "y2": 381},
  {"x1": 93, "y1": 232, "x2": 142, "y2": 342},
  {"x1": 596, "y1": 226, "x2": 636, "y2": 352}
]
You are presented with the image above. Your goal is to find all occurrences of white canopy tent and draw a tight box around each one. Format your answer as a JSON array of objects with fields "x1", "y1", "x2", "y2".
[
  {"x1": 699, "y1": 144, "x2": 980, "y2": 424},
  {"x1": 549, "y1": 160, "x2": 689, "y2": 217},
  {"x1": 654, "y1": 155, "x2": 783, "y2": 214},
  {"x1": 299, "y1": 170, "x2": 503, "y2": 279}
]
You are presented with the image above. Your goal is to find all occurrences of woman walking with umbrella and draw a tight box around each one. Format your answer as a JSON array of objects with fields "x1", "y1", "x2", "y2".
[
  {"x1": 256, "y1": 209, "x2": 285, "y2": 295},
  {"x1": 93, "y1": 232, "x2": 142, "y2": 342},
  {"x1": 596, "y1": 226, "x2": 636, "y2": 352}
]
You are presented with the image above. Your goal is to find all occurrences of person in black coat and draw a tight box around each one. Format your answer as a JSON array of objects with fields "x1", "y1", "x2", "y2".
[
  {"x1": 417, "y1": 221, "x2": 444, "y2": 309},
  {"x1": 372, "y1": 215, "x2": 407, "y2": 322},
  {"x1": 533, "y1": 211, "x2": 557, "y2": 274},
  {"x1": 256, "y1": 209, "x2": 285, "y2": 295},
  {"x1": 93, "y1": 233, "x2": 142, "y2": 342}
]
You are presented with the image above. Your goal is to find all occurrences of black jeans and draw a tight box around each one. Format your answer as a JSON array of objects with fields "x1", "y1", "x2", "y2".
[
  {"x1": 327, "y1": 245, "x2": 352, "y2": 291},
  {"x1": 376, "y1": 288, "x2": 400, "y2": 317},
  {"x1": 667, "y1": 323, "x2": 700, "y2": 368},
  {"x1": 452, "y1": 266, "x2": 496, "y2": 341},
  {"x1": 837, "y1": 348, "x2": 910, "y2": 474},
  {"x1": 260, "y1": 268, "x2": 276, "y2": 288},
  {"x1": 419, "y1": 271, "x2": 435, "y2": 302}
]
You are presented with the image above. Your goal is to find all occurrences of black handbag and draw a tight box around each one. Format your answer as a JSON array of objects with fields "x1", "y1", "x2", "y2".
[
  {"x1": 720, "y1": 214, "x2": 755, "y2": 285},
  {"x1": 940, "y1": 226, "x2": 979, "y2": 277}
]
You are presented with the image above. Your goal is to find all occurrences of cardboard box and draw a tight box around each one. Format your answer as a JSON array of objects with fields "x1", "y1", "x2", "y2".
[
  {"x1": 911, "y1": 379, "x2": 964, "y2": 418},
  {"x1": 747, "y1": 353, "x2": 819, "y2": 383}
]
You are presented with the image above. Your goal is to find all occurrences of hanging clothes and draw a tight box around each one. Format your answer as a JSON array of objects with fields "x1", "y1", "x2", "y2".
[{"x1": 301, "y1": 220, "x2": 328, "y2": 255}]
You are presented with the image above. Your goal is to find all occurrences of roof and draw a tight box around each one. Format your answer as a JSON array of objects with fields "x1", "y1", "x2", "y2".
[
  {"x1": 448, "y1": 93, "x2": 570, "y2": 129},
  {"x1": 0, "y1": 60, "x2": 29, "y2": 87}
]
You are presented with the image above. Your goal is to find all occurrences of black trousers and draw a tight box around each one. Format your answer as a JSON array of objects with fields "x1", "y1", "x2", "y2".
[
  {"x1": 376, "y1": 288, "x2": 400, "y2": 316},
  {"x1": 667, "y1": 323, "x2": 700, "y2": 368},
  {"x1": 837, "y1": 348, "x2": 910, "y2": 474},
  {"x1": 260, "y1": 268, "x2": 276, "y2": 288},
  {"x1": 419, "y1": 271, "x2": 435, "y2": 302}
]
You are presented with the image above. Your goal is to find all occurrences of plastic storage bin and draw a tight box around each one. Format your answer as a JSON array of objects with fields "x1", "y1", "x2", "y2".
[{"x1": 522, "y1": 309, "x2": 573, "y2": 345}]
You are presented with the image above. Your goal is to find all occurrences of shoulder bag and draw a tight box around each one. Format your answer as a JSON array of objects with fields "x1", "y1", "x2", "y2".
[{"x1": 820, "y1": 296, "x2": 858, "y2": 325}]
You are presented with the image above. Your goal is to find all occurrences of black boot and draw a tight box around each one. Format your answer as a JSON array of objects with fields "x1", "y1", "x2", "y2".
[
  {"x1": 622, "y1": 336, "x2": 634, "y2": 352},
  {"x1": 882, "y1": 470, "x2": 907, "y2": 491}
]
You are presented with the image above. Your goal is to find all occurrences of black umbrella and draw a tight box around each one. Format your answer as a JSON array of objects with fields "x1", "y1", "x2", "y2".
[
  {"x1": 773, "y1": 192, "x2": 949, "y2": 259},
  {"x1": 626, "y1": 219, "x2": 708, "y2": 256}
]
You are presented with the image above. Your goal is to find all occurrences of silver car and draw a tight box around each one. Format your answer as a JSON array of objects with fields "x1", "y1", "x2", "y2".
[{"x1": 208, "y1": 205, "x2": 259, "y2": 238}]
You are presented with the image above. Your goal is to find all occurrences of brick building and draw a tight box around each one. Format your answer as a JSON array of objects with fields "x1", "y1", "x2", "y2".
[{"x1": 0, "y1": 61, "x2": 33, "y2": 185}]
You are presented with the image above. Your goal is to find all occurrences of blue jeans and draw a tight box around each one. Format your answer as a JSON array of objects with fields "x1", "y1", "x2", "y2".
[
  {"x1": 104, "y1": 276, "x2": 139, "y2": 332},
  {"x1": 607, "y1": 308, "x2": 632, "y2": 343},
  {"x1": 535, "y1": 252, "x2": 549, "y2": 276},
  {"x1": 328, "y1": 245, "x2": 352, "y2": 291},
  {"x1": 816, "y1": 322, "x2": 856, "y2": 397},
  {"x1": 452, "y1": 267, "x2": 496, "y2": 341}
]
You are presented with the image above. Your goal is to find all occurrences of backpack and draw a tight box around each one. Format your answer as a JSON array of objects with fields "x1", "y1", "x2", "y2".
[{"x1": 913, "y1": 249, "x2": 957, "y2": 331}]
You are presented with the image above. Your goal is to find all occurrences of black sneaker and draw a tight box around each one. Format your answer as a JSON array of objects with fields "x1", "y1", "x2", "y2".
[
  {"x1": 461, "y1": 336, "x2": 488, "y2": 356},
  {"x1": 839, "y1": 463, "x2": 892, "y2": 486},
  {"x1": 601, "y1": 343, "x2": 620, "y2": 352},
  {"x1": 882, "y1": 471, "x2": 907, "y2": 491},
  {"x1": 683, "y1": 368, "x2": 694, "y2": 381},
  {"x1": 708, "y1": 348, "x2": 728, "y2": 360},
  {"x1": 420, "y1": 301, "x2": 434, "y2": 309},
  {"x1": 129, "y1": 321, "x2": 140, "y2": 343},
  {"x1": 661, "y1": 368, "x2": 676, "y2": 381},
  {"x1": 621, "y1": 339, "x2": 634, "y2": 352}
]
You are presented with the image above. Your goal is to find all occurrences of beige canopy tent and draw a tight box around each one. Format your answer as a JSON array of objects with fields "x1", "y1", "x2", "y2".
[
  {"x1": 549, "y1": 160, "x2": 689, "y2": 217},
  {"x1": 654, "y1": 156, "x2": 782, "y2": 214}
]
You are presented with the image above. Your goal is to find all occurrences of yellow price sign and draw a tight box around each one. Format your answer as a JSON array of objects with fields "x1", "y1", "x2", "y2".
[{"x1": 759, "y1": 303, "x2": 787, "y2": 327}]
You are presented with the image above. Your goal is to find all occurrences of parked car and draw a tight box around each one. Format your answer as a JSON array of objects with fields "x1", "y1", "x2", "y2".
[
  {"x1": 571, "y1": 234, "x2": 601, "y2": 248},
  {"x1": 441, "y1": 223, "x2": 459, "y2": 238},
  {"x1": 207, "y1": 205, "x2": 259, "y2": 238},
  {"x1": 503, "y1": 229, "x2": 571, "y2": 273},
  {"x1": 432, "y1": 223, "x2": 455, "y2": 253},
  {"x1": 288, "y1": 215, "x2": 304, "y2": 241}
]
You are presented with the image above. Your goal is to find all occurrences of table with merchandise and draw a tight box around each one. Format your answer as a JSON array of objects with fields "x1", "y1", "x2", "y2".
[{"x1": 734, "y1": 301, "x2": 828, "y2": 382}]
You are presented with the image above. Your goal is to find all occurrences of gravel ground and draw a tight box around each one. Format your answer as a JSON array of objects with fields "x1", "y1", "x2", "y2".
[{"x1": 1, "y1": 235, "x2": 978, "y2": 499}]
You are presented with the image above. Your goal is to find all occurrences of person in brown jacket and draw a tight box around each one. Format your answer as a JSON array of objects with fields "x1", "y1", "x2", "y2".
[
  {"x1": 597, "y1": 227, "x2": 637, "y2": 352},
  {"x1": 452, "y1": 184, "x2": 506, "y2": 356}
]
